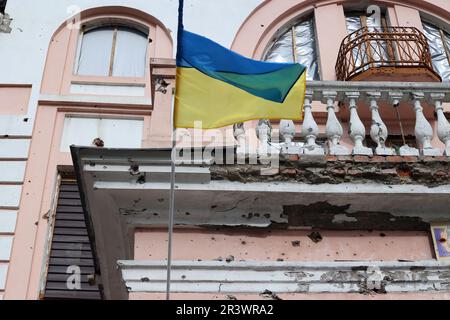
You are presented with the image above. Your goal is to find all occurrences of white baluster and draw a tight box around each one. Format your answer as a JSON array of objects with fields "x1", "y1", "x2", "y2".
[
  {"x1": 431, "y1": 94, "x2": 450, "y2": 156},
  {"x1": 324, "y1": 91, "x2": 350, "y2": 155},
  {"x1": 412, "y1": 93, "x2": 442, "y2": 156},
  {"x1": 233, "y1": 123, "x2": 247, "y2": 161},
  {"x1": 280, "y1": 120, "x2": 302, "y2": 155},
  {"x1": 301, "y1": 94, "x2": 325, "y2": 155},
  {"x1": 387, "y1": 92, "x2": 413, "y2": 156},
  {"x1": 347, "y1": 92, "x2": 373, "y2": 156},
  {"x1": 256, "y1": 119, "x2": 279, "y2": 159},
  {"x1": 368, "y1": 93, "x2": 396, "y2": 156}
]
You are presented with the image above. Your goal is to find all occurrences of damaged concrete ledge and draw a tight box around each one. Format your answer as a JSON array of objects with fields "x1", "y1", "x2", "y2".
[
  {"x1": 211, "y1": 155, "x2": 450, "y2": 187},
  {"x1": 118, "y1": 260, "x2": 450, "y2": 295}
]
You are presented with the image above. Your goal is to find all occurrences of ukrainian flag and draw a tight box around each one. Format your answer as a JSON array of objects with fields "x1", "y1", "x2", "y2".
[{"x1": 174, "y1": 9, "x2": 307, "y2": 129}]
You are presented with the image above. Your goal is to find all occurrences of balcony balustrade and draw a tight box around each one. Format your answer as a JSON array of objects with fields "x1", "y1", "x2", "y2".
[
  {"x1": 235, "y1": 81, "x2": 450, "y2": 160},
  {"x1": 336, "y1": 26, "x2": 441, "y2": 82}
]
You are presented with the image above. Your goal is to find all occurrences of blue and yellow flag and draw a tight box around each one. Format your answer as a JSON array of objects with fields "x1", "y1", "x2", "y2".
[{"x1": 174, "y1": 1, "x2": 307, "y2": 129}]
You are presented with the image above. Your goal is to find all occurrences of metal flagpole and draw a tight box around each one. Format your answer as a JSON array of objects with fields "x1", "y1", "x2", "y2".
[
  {"x1": 166, "y1": 0, "x2": 184, "y2": 301},
  {"x1": 165, "y1": 105, "x2": 176, "y2": 301}
]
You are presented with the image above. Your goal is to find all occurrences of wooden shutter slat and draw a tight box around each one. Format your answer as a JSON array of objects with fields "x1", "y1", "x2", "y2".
[
  {"x1": 44, "y1": 179, "x2": 102, "y2": 300},
  {"x1": 47, "y1": 266, "x2": 96, "y2": 275},
  {"x1": 56, "y1": 206, "x2": 84, "y2": 213},
  {"x1": 44, "y1": 290, "x2": 102, "y2": 300},
  {"x1": 50, "y1": 249, "x2": 93, "y2": 259},
  {"x1": 55, "y1": 220, "x2": 86, "y2": 228},
  {"x1": 46, "y1": 282, "x2": 99, "y2": 291},
  {"x1": 53, "y1": 227, "x2": 88, "y2": 236}
]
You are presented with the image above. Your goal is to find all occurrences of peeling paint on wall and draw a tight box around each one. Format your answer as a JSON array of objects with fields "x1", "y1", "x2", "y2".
[{"x1": 285, "y1": 202, "x2": 429, "y2": 231}]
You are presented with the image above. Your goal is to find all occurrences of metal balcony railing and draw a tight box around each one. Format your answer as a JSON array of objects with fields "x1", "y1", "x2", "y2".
[{"x1": 336, "y1": 26, "x2": 441, "y2": 81}]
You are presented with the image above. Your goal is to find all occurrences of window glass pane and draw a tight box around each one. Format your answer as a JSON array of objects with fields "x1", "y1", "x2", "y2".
[
  {"x1": 264, "y1": 17, "x2": 319, "y2": 80},
  {"x1": 294, "y1": 18, "x2": 320, "y2": 81},
  {"x1": 345, "y1": 14, "x2": 388, "y2": 71},
  {"x1": 265, "y1": 31, "x2": 294, "y2": 63},
  {"x1": 345, "y1": 16, "x2": 363, "y2": 34},
  {"x1": 443, "y1": 32, "x2": 450, "y2": 80},
  {"x1": 422, "y1": 22, "x2": 450, "y2": 81},
  {"x1": 112, "y1": 28, "x2": 148, "y2": 77},
  {"x1": 77, "y1": 27, "x2": 114, "y2": 76}
]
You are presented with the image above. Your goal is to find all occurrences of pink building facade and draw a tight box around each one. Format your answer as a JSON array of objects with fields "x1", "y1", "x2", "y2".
[{"x1": 0, "y1": 0, "x2": 450, "y2": 300}]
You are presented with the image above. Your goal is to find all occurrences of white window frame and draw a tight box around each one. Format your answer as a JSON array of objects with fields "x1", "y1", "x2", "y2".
[{"x1": 74, "y1": 22, "x2": 150, "y2": 78}]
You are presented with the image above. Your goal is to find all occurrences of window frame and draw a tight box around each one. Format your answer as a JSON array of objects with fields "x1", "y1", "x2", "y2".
[
  {"x1": 263, "y1": 14, "x2": 321, "y2": 81},
  {"x1": 425, "y1": 22, "x2": 450, "y2": 67},
  {"x1": 344, "y1": 10, "x2": 389, "y2": 29},
  {"x1": 74, "y1": 22, "x2": 150, "y2": 78},
  {"x1": 421, "y1": 17, "x2": 450, "y2": 81}
]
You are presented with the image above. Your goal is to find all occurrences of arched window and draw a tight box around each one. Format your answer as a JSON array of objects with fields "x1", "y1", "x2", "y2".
[
  {"x1": 421, "y1": 20, "x2": 450, "y2": 81},
  {"x1": 264, "y1": 16, "x2": 320, "y2": 81},
  {"x1": 76, "y1": 25, "x2": 148, "y2": 77}
]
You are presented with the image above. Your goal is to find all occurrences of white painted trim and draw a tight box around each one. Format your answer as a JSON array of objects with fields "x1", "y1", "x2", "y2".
[
  {"x1": 84, "y1": 164, "x2": 210, "y2": 184},
  {"x1": 94, "y1": 180, "x2": 450, "y2": 195},
  {"x1": 39, "y1": 94, "x2": 152, "y2": 107},
  {"x1": 0, "y1": 116, "x2": 33, "y2": 137},
  {"x1": 60, "y1": 116, "x2": 145, "y2": 151},
  {"x1": 0, "y1": 236, "x2": 13, "y2": 261},
  {"x1": 0, "y1": 264, "x2": 8, "y2": 290},
  {"x1": 0, "y1": 139, "x2": 30, "y2": 159},
  {"x1": 0, "y1": 211, "x2": 17, "y2": 233},
  {"x1": 118, "y1": 260, "x2": 450, "y2": 294},
  {"x1": 70, "y1": 83, "x2": 146, "y2": 97},
  {"x1": 0, "y1": 185, "x2": 22, "y2": 209},
  {"x1": 0, "y1": 161, "x2": 26, "y2": 183}
]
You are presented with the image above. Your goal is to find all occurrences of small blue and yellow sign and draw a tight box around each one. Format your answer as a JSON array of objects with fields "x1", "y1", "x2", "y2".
[{"x1": 431, "y1": 225, "x2": 450, "y2": 261}]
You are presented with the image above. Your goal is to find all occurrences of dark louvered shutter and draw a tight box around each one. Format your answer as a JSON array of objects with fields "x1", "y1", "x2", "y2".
[{"x1": 44, "y1": 180, "x2": 103, "y2": 300}]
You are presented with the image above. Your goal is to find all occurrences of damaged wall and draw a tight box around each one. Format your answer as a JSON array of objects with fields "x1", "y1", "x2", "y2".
[
  {"x1": 284, "y1": 202, "x2": 430, "y2": 231},
  {"x1": 129, "y1": 292, "x2": 450, "y2": 300},
  {"x1": 127, "y1": 229, "x2": 450, "y2": 298},
  {"x1": 134, "y1": 228, "x2": 434, "y2": 262},
  {"x1": 211, "y1": 156, "x2": 450, "y2": 187}
]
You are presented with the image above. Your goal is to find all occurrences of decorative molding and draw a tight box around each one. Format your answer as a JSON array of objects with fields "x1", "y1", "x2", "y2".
[
  {"x1": 118, "y1": 260, "x2": 450, "y2": 294},
  {"x1": 38, "y1": 95, "x2": 152, "y2": 111}
]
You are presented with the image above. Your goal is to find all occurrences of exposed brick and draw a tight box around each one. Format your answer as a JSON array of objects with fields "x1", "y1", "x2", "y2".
[
  {"x1": 282, "y1": 168, "x2": 297, "y2": 176},
  {"x1": 298, "y1": 155, "x2": 326, "y2": 165},
  {"x1": 326, "y1": 155, "x2": 338, "y2": 162},
  {"x1": 288, "y1": 154, "x2": 299, "y2": 161},
  {"x1": 370, "y1": 156, "x2": 386, "y2": 163},
  {"x1": 402, "y1": 156, "x2": 419, "y2": 163},
  {"x1": 421, "y1": 156, "x2": 439, "y2": 162},
  {"x1": 381, "y1": 169, "x2": 397, "y2": 175},
  {"x1": 434, "y1": 170, "x2": 447, "y2": 177},
  {"x1": 396, "y1": 168, "x2": 412, "y2": 178},
  {"x1": 347, "y1": 169, "x2": 362, "y2": 176},
  {"x1": 434, "y1": 156, "x2": 448, "y2": 162},
  {"x1": 353, "y1": 155, "x2": 370, "y2": 163},
  {"x1": 386, "y1": 156, "x2": 403, "y2": 163},
  {"x1": 331, "y1": 168, "x2": 346, "y2": 176},
  {"x1": 337, "y1": 155, "x2": 353, "y2": 162}
]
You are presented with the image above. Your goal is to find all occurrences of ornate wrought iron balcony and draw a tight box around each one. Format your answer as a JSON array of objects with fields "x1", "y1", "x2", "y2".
[{"x1": 336, "y1": 26, "x2": 441, "y2": 82}]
